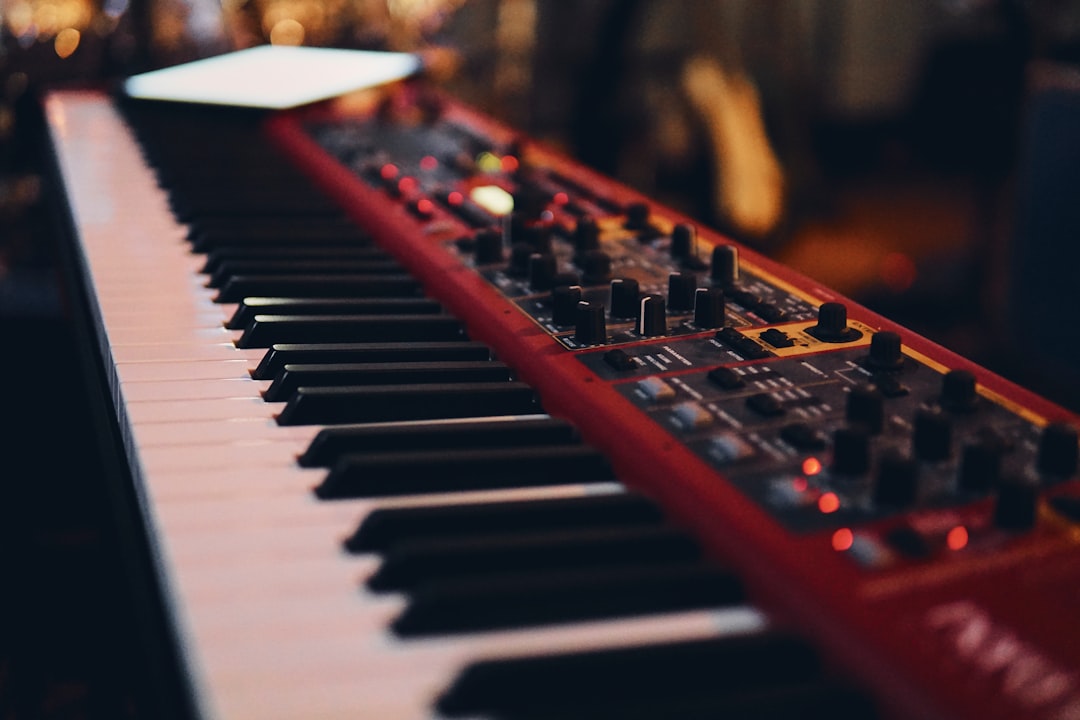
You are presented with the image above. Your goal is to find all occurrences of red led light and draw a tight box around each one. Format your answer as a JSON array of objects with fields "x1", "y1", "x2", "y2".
[
  {"x1": 791, "y1": 476, "x2": 809, "y2": 493},
  {"x1": 380, "y1": 163, "x2": 399, "y2": 180},
  {"x1": 802, "y1": 457, "x2": 823, "y2": 476},
  {"x1": 415, "y1": 198, "x2": 435, "y2": 216},
  {"x1": 553, "y1": 191, "x2": 570, "y2": 206},
  {"x1": 946, "y1": 526, "x2": 969, "y2": 551},
  {"x1": 818, "y1": 492, "x2": 840, "y2": 514},
  {"x1": 832, "y1": 528, "x2": 854, "y2": 552},
  {"x1": 420, "y1": 155, "x2": 438, "y2": 171},
  {"x1": 501, "y1": 155, "x2": 519, "y2": 173},
  {"x1": 397, "y1": 176, "x2": 418, "y2": 194},
  {"x1": 447, "y1": 191, "x2": 464, "y2": 206}
]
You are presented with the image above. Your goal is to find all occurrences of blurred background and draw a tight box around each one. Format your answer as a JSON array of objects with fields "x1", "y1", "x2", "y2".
[{"x1": 2, "y1": 0, "x2": 1080, "y2": 717}]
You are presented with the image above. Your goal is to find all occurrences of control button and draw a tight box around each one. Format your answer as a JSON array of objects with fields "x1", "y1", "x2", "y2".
[
  {"x1": 846, "y1": 385, "x2": 884, "y2": 435},
  {"x1": 1048, "y1": 495, "x2": 1080, "y2": 523},
  {"x1": 710, "y1": 245, "x2": 739, "y2": 286},
  {"x1": 571, "y1": 216, "x2": 600, "y2": 257},
  {"x1": 913, "y1": 407, "x2": 952, "y2": 462},
  {"x1": 872, "y1": 373, "x2": 909, "y2": 398},
  {"x1": 707, "y1": 366, "x2": 745, "y2": 390},
  {"x1": 714, "y1": 327, "x2": 772, "y2": 360},
  {"x1": 474, "y1": 229, "x2": 504, "y2": 264},
  {"x1": 580, "y1": 250, "x2": 612, "y2": 285},
  {"x1": 638, "y1": 295, "x2": 667, "y2": 337},
  {"x1": 806, "y1": 302, "x2": 861, "y2": 343},
  {"x1": 958, "y1": 441, "x2": 1002, "y2": 493},
  {"x1": 624, "y1": 202, "x2": 651, "y2": 230},
  {"x1": 754, "y1": 303, "x2": 787, "y2": 323},
  {"x1": 528, "y1": 253, "x2": 558, "y2": 291},
  {"x1": 780, "y1": 422, "x2": 826, "y2": 451},
  {"x1": 746, "y1": 392, "x2": 785, "y2": 417},
  {"x1": 940, "y1": 369, "x2": 978, "y2": 413},
  {"x1": 693, "y1": 287, "x2": 725, "y2": 328},
  {"x1": 1037, "y1": 422, "x2": 1079, "y2": 478},
  {"x1": 602, "y1": 348, "x2": 638, "y2": 372},
  {"x1": 667, "y1": 273, "x2": 698, "y2": 313},
  {"x1": 708, "y1": 432, "x2": 756, "y2": 464},
  {"x1": 637, "y1": 377, "x2": 676, "y2": 402},
  {"x1": 994, "y1": 478, "x2": 1038, "y2": 530},
  {"x1": 759, "y1": 328, "x2": 794, "y2": 349},
  {"x1": 832, "y1": 427, "x2": 870, "y2": 475},
  {"x1": 873, "y1": 450, "x2": 920, "y2": 507},
  {"x1": 866, "y1": 331, "x2": 904, "y2": 371},
  {"x1": 573, "y1": 301, "x2": 606, "y2": 345},
  {"x1": 550, "y1": 285, "x2": 583, "y2": 327},
  {"x1": 671, "y1": 223, "x2": 694, "y2": 259},
  {"x1": 609, "y1": 278, "x2": 640, "y2": 319},
  {"x1": 672, "y1": 401, "x2": 713, "y2": 430}
]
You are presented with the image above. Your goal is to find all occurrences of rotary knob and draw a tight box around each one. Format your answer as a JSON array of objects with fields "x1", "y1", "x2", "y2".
[
  {"x1": 527, "y1": 253, "x2": 558, "y2": 291},
  {"x1": 832, "y1": 427, "x2": 870, "y2": 476},
  {"x1": 624, "y1": 202, "x2": 651, "y2": 230},
  {"x1": 807, "y1": 302, "x2": 860, "y2": 343},
  {"x1": 710, "y1": 245, "x2": 739, "y2": 286},
  {"x1": 874, "y1": 450, "x2": 920, "y2": 507},
  {"x1": 551, "y1": 285, "x2": 583, "y2": 327},
  {"x1": 638, "y1": 295, "x2": 667, "y2": 336},
  {"x1": 940, "y1": 369, "x2": 978, "y2": 413},
  {"x1": 958, "y1": 441, "x2": 1002, "y2": 493},
  {"x1": 572, "y1": 216, "x2": 600, "y2": 260},
  {"x1": 609, "y1": 278, "x2": 641, "y2": 319},
  {"x1": 574, "y1": 301, "x2": 607, "y2": 345},
  {"x1": 580, "y1": 250, "x2": 612, "y2": 285},
  {"x1": 846, "y1": 384, "x2": 884, "y2": 435},
  {"x1": 473, "y1": 229, "x2": 504, "y2": 264},
  {"x1": 912, "y1": 407, "x2": 952, "y2": 462},
  {"x1": 693, "y1": 287, "x2": 725, "y2": 328},
  {"x1": 1037, "y1": 422, "x2": 1079, "y2": 478},
  {"x1": 866, "y1": 331, "x2": 904, "y2": 371},
  {"x1": 667, "y1": 273, "x2": 698, "y2": 313},
  {"x1": 671, "y1": 223, "x2": 695, "y2": 260}
]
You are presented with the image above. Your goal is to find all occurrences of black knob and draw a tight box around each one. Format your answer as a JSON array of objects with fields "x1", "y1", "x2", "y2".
[
  {"x1": 846, "y1": 385, "x2": 884, "y2": 435},
  {"x1": 609, "y1": 278, "x2": 640, "y2": 319},
  {"x1": 874, "y1": 450, "x2": 920, "y2": 507},
  {"x1": 671, "y1": 223, "x2": 695, "y2": 260},
  {"x1": 528, "y1": 253, "x2": 558, "y2": 291},
  {"x1": 474, "y1": 229, "x2": 503, "y2": 264},
  {"x1": 1038, "y1": 422, "x2": 1079, "y2": 478},
  {"x1": 808, "y1": 302, "x2": 859, "y2": 342},
  {"x1": 940, "y1": 369, "x2": 978, "y2": 413},
  {"x1": 572, "y1": 216, "x2": 600, "y2": 257},
  {"x1": 958, "y1": 441, "x2": 1002, "y2": 493},
  {"x1": 638, "y1": 294, "x2": 667, "y2": 336},
  {"x1": 913, "y1": 407, "x2": 952, "y2": 462},
  {"x1": 508, "y1": 242, "x2": 533, "y2": 277},
  {"x1": 667, "y1": 273, "x2": 697, "y2": 312},
  {"x1": 574, "y1": 301, "x2": 607, "y2": 345},
  {"x1": 693, "y1": 287, "x2": 725, "y2": 328},
  {"x1": 867, "y1": 331, "x2": 904, "y2": 371},
  {"x1": 580, "y1": 250, "x2": 612, "y2": 285},
  {"x1": 551, "y1": 285, "x2": 583, "y2": 327},
  {"x1": 710, "y1": 245, "x2": 739, "y2": 286},
  {"x1": 994, "y1": 478, "x2": 1038, "y2": 530},
  {"x1": 625, "y1": 202, "x2": 650, "y2": 230},
  {"x1": 832, "y1": 427, "x2": 870, "y2": 475}
]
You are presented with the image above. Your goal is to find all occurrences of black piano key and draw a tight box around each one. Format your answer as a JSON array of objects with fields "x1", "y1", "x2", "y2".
[
  {"x1": 276, "y1": 381, "x2": 538, "y2": 426},
  {"x1": 252, "y1": 341, "x2": 492, "y2": 380},
  {"x1": 190, "y1": 221, "x2": 368, "y2": 252},
  {"x1": 202, "y1": 245, "x2": 391, "y2": 274},
  {"x1": 207, "y1": 258, "x2": 404, "y2": 288},
  {"x1": 235, "y1": 314, "x2": 465, "y2": 348},
  {"x1": 435, "y1": 633, "x2": 867, "y2": 720},
  {"x1": 346, "y1": 492, "x2": 666, "y2": 553},
  {"x1": 366, "y1": 525, "x2": 703, "y2": 593},
  {"x1": 315, "y1": 444, "x2": 611, "y2": 498},
  {"x1": 225, "y1": 297, "x2": 443, "y2": 330},
  {"x1": 391, "y1": 561, "x2": 743, "y2": 637},
  {"x1": 301, "y1": 416, "x2": 578, "y2": 468},
  {"x1": 216, "y1": 274, "x2": 422, "y2": 303},
  {"x1": 263, "y1": 361, "x2": 512, "y2": 402}
]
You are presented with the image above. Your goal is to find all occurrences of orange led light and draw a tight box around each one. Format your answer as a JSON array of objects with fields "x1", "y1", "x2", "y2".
[
  {"x1": 818, "y1": 492, "x2": 840, "y2": 514},
  {"x1": 802, "y1": 457, "x2": 823, "y2": 476},
  {"x1": 946, "y1": 526, "x2": 969, "y2": 551},
  {"x1": 832, "y1": 528, "x2": 854, "y2": 551},
  {"x1": 553, "y1": 191, "x2": 569, "y2": 205},
  {"x1": 501, "y1": 155, "x2": 519, "y2": 173}
]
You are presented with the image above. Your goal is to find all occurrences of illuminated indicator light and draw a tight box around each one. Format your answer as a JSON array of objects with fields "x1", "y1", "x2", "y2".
[
  {"x1": 476, "y1": 152, "x2": 502, "y2": 174},
  {"x1": 802, "y1": 457, "x2": 823, "y2": 476},
  {"x1": 415, "y1": 198, "x2": 435, "y2": 216},
  {"x1": 54, "y1": 28, "x2": 81, "y2": 59},
  {"x1": 791, "y1": 476, "x2": 809, "y2": 493},
  {"x1": 447, "y1": 191, "x2": 464, "y2": 206},
  {"x1": 397, "y1": 176, "x2": 418, "y2": 194},
  {"x1": 420, "y1": 155, "x2": 438, "y2": 171},
  {"x1": 946, "y1": 526, "x2": 969, "y2": 551},
  {"x1": 832, "y1": 528, "x2": 855, "y2": 551},
  {"x1": 501, "y1": 155, "x2": 520, "y2": 173},
  {"x1": 818, "y1": 492, "x2": 840, "y2": 514},
  {"x1": 470, "y1": 185, "x2": 515, "y2": 216},
  {"x1": 380, "y1": 164, "x2": 399, "y2": 181},
  {"x1": 553, "y1": 191, "x2": 570, "y2": 206}
]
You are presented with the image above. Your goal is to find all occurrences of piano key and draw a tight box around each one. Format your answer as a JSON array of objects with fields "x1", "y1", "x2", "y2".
[
  {"x1": 206, "y1": 258, "x2": 404, "y2": 288},
  {"x1": 190, "y1": 221, "x2": 369, "y2": 252},
  {"x1": 300, "y1": 415, "x2": 577, "y2": 468},
  {"x1": 225, "y1": 296, "x2": 442, "y2": 329},
  {"x1": 315, "y1": 444, "x2": 613, "y2": 498},
  {"x1": 391, "y1": 561, "x2": 744, "y2": 637},
  {"x1": 201, "y1": 243, "x2": 389, "y2": 274},
  {"x1": 262, "y1": 360, "x2": 512, "y2": 402},
  {"x1": 346, "y1": 491, "x2": 666, "y2": 554},
  {"x1": 276, "y1": 381, "x2": 539, "y2": 426},
  {"x1": 235, "y1": 313, "x2": 465, "y2": 348},
  {"x1": 215, "y1": 274, "x2": 422, "y2": 302},
  {"x1": 252, "y1": 340, "x2": 492, "y2": 380},
  {"x1": 366, "y1": 525, "x2": 705, "y2": 593}
]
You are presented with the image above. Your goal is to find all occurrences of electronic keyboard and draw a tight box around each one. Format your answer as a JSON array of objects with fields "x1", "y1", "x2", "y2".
[{"x1": 45, "y1": 82, "x2": 1080, "y2": 720}]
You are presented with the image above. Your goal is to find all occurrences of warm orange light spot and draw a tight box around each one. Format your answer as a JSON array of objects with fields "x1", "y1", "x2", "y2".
[
  {"x1": 818, "y1": 492, "x2": 840, "y2": 514},
  {"x1": 553, "y1": 191, "x2": 569, "y2": 206},
  {"x1": 269, "y1": 18, "x2": 304, "y2": 46},
  {"x1": 946, "y1": 525, "x2": 969, "y2": 551},
  {"x1": 832, "y1": 528, "x2": 854, "y2": 551},
  {"x1": 791, "y1": 476, "x2": 808, "y2": 493},
  {"x1": 880, "y1": 252, "x2": 918, "y2": 293},
  {"x1": 420, "y1": 155, "x2": 438, "y2": 171},
  {"x1": 501, "y1": 155, "x2": 519, "y2": 173},
  {"x1": 802, "y1": 457, "x2": 823, "y2": 476},
  {"x1": 54, "y1": 28, "x2": 81, "y2": 59}
]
